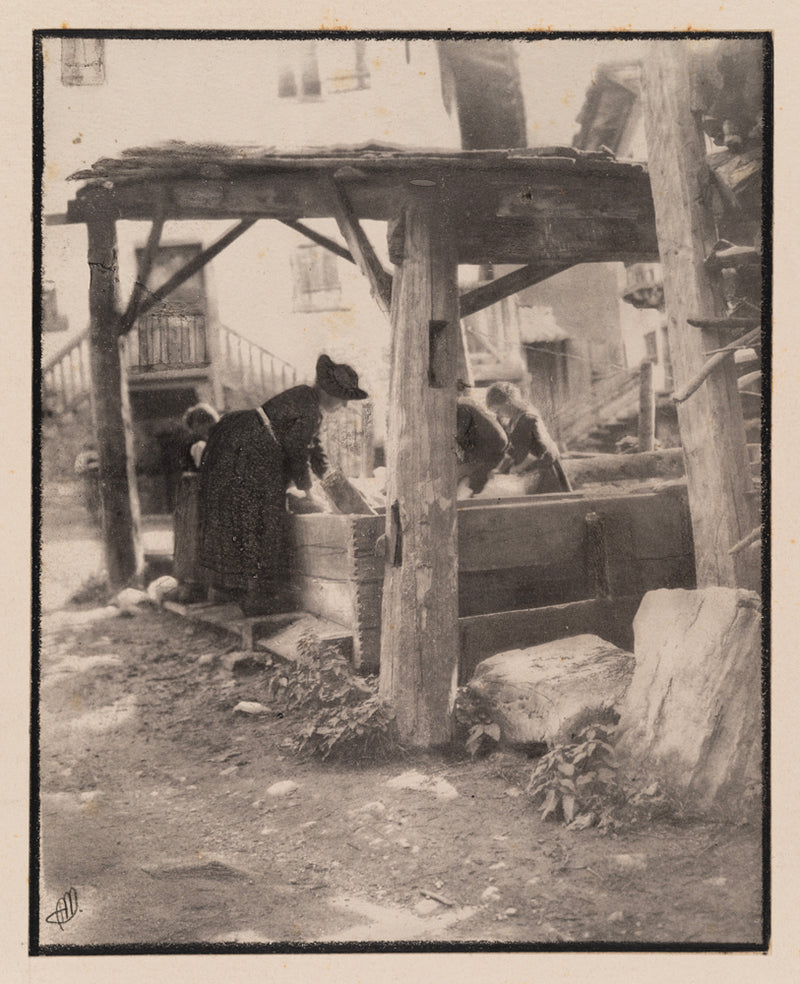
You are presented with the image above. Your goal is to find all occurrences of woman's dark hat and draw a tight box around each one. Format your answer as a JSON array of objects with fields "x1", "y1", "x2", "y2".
[{"x1": 316, "y1": 354, "x2": 368, "y2": 401}]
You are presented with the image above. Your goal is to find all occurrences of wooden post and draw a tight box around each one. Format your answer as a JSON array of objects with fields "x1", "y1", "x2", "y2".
[
  {"x1": 638, "y1": 359, "x2": 656, "y2": 452},
  {"x1": 641, "y1": 41, "x2": 756, "y2": 588},
  {"x1": 379, "y1": 193, "x2": 460, "y2": 746},
  {"x1": 87, "y1": 206, "x2": 144, "y2": 589}
]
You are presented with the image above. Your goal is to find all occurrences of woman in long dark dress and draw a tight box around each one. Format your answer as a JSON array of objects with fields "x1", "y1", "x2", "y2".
[
  {"x1": 198, "y1": 354, "x2": 368, "y2": 616},
  {"x1": 485, "y1": 382, "x2": 572, "y2": 494},
  {"x1": 172, "y1": 403, "x2": 220, "y2": 603}
]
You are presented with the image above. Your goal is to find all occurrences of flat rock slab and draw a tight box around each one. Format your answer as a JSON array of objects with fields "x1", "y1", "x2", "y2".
[
  {"x1": 256, "y1": 614, "x2": 354, "y2": 664},
  {"x1": 616, "y1": 587, "x2": 762, "y2": 817},
  {"x1": 141, "y1": 858, "x2": 249, "y2": 881},
  {"x1": 465, "y1": 633, "x2": 635, "y2": 746},
  {"x1": 162, "y1": 601, "x2": 299, "y2": 649}
]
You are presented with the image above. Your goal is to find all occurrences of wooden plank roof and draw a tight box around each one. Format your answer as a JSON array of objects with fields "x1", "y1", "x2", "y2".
[{"x1": 66, "y1": 142, "x2": 660, "y2": 266}]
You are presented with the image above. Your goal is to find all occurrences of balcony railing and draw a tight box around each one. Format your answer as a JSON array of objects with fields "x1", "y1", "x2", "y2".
[{"x1": 127, "y1": 312, "x2": 209, "y2": 372}]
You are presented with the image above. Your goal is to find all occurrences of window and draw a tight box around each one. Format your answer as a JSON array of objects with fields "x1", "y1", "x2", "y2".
[
  {"x1": 278, "y1": 41, "x2": 371, "y2": 100},
  {"x1": 290, "y1": 245, "x2": 346, "y2": 312},
  {"x1": 278, "y1": 41, "x2": 321, "y2": 100},
  {"x1": 61, "y1": 38, "x2": 105, "y2": 86},
  {"x1": 327, "y1": 41, "x2": 371, "y2": 94}
]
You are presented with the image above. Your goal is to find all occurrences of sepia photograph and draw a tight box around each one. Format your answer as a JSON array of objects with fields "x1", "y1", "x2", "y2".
[{"x1": 33, "y1": 30, "x2": 768, "y2": 954}]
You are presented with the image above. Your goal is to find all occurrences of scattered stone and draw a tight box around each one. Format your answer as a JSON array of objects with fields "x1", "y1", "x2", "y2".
[
  {"x1": 260, "y1": 826, "x2": 277, "y2": 835},
  {"x1": 354, "y1": 800, "x2": 386, "y2": 818},
  {"x1": 481, "y1": 886, "x2": 501, "y2": 902},
  {"x1": 387, "y1": 770, "x2": 428, "y2": 791},
  {"x1": 386, "y1": 770, "x2": 458, "y2": 800},
  {"x1": 504, "y1": 908, "x2": 518, "y2": 916},
  {"x1": 464, "y1": 634, "x2": 635, "y2": 746},
  {"x1": 411, "y1": 845, "x2": 421, "y2": 854},
  {"x1": 432, "y1": 779, "x2": 459, "y2": 800},
  {"x1": 607, "y1": 910, "x2": 625, "y2": 923},
  {"x1": 616, "y1": 588, "x2": 762, "y2": 818},
  {"x1": 396, "y1": 838, "x2": 411, "y2": 850},
  {"x1": 489, "y1": 861, "x2": 508, "y2": 871},
  {"x1": 79, "y1": 790, "x2": 101, "y2": 802},
  {"x1": 115, "y1": 587, "x2": 152, "y2": 615},
  {"x1": 612, "y1": 853, "x2": 647, "y2": 871},
  {"x1": 146, "y1": 576, "x2": 179, "y2": 604},
  {"x1": 301, "y1": 820, "x2": 318, "y2": 829},
  {"x1": 266, "y1": 780, "x2": 299, "y2": 797},
  {"x1": 220, "y1": 765, "x2": 238, "y2": 776},
  {"x1": 505, "y1": 787, "x2": 522, "y2": 798},
  {"x1": 567, "y1": 812, "x2": 597, "y2": 831},
  {"x1": 233, "y1": 701, "x2": 269, "y2": 715},
  {"x1": 415, "y1": 898, "x2": 441, "y2": 916},
  {"x1": 491, "y1": 834, "x2": 509, "y2": 842},
  {"x1": 703, "y1": 876, "x2": 728, "y2": 887},
  {"x1": 197, "y1": 654, "x2": 216, "y2": 667}
]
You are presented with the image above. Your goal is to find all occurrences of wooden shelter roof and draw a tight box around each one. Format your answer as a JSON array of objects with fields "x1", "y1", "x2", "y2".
[{"x1": 66, "y1": 142, "x2": 660, "y2": 267}]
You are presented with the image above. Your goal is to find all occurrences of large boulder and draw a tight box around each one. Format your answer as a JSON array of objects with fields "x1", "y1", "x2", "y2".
[
  {"x1": 464, "y1": 634, "x2": 635, "y2": 746},
  {"x1": 616, "y1": 587, "x2": 762, "y2": 818}
]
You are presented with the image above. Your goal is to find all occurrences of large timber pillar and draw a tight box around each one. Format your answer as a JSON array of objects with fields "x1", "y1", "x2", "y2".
[
  {"x1": 87, "y1": 203, "x2": 144, "y2": 589},
  {"x1": 641, "y1": 41, "x2": 757, "y2": 589},
  {"x1": 379, "y1": 192, "x2": 460, "y2": 746}
]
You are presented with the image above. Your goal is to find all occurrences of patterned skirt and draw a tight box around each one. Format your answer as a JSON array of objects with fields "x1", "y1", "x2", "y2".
[{"x1": 198, "y1": 410, "x2": 289, "y2": 598}]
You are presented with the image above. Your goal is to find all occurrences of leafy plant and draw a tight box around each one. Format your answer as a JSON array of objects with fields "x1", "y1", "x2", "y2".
[
  {"x1": 453, "y1": 686, "x2": 502, "y2": 758},
  {"x1": 68, "y1": 572, "x2": 110, "y2": 607},
  {"x1": 465, "y1": 722, "x2": 501, "y2": 759},
  {"x1": 526, "y1": 724, "x2": 623, "y2": 826},
  {"x1": 272, "y1": 635, "x2": 398, "y2": 762}
]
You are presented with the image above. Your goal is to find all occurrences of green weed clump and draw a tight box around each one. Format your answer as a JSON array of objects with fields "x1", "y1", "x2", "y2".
[
  {"x1": 527, "y1": 724, "x2": 624, "y2": 827},
  {"x1": 272, "y1": 635, "x2": 398, "y2": 763}
]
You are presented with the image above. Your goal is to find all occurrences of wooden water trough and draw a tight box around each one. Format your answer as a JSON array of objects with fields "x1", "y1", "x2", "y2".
[{"x1": 288, "y1": 484, "x2": 694, "y2": 680}]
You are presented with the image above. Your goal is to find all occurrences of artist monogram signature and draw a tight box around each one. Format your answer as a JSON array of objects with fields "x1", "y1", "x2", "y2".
[{"x1": 45, "y1": 887, "x2": 79, "y2": 929}]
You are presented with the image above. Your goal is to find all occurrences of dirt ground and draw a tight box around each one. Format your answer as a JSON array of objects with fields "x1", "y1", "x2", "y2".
[{"x1": 35, "y1": 488, "x2": 765, "y2": 951}]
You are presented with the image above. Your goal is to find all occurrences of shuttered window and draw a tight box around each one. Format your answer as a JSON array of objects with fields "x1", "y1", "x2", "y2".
[{"x1": 290, "y1": 245, "x2": 346, "y2": 312}]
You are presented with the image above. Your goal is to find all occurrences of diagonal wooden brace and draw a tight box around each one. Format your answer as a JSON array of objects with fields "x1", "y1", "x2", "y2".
[{"x1": 327, "y1": 178, "x2": 393, "y2": 318}]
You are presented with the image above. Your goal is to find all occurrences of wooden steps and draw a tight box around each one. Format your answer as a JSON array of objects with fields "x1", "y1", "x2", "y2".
[{"x1": 162, "y1": 600, "x2": 354, "y2": 658}]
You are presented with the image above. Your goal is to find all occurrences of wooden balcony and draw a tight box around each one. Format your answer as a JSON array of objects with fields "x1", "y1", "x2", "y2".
[{"x1": 126, "y1": 312, "x2": 209, "y2": 374}]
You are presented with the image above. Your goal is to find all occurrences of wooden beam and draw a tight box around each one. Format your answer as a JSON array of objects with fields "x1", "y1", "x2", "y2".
[
  {"x1": 279, "y1": 219, "x2": 355, "y2": 264},
  {"x1": 459, "y1": 262, "x2": 574, "y2": 319},
  {"x1": 641, "y1": 41, "x2": 757, "y2": 589},
  {"x1": 119, "y1": 208, "x2": 165, "y2": 335},
  {"x1": 327, "y1": 179, "x2": 393, "y2": 318},
  {"x1": 135, "y1": 219, "x2": 258, "y2": 320},
  {"x1": 459, "y1": 596, "x2": 642, "y2": 683},
  {"x1": 638, "y1": 359, "x2": 656, "y2": 451},
  {"x1": 86, "y1": 207, "x2": 144, "y2": 589},
  {"x1": 378, "y1": 193, "x2": 460, "y2": 746}
]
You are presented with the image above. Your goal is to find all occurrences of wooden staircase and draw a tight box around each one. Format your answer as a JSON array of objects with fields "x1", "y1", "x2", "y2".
[
  {"x1": 41, "y1": 319, "x2": 300, "y2": 419},
  {"x1": 555, "y1": 367, "x2": 642, "y2": 450}
]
